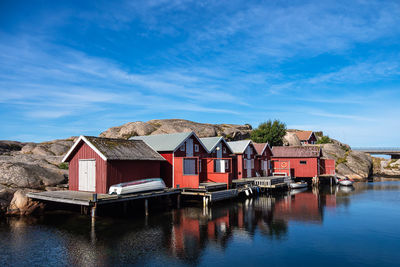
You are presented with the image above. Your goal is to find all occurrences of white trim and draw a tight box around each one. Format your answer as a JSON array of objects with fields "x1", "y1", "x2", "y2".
[
  {"x1": 62, "y1": 135, "x2": 107, "y2": 162},
  {"x1": 172, "y1": 132, "x2": 208, "y2": 154}
]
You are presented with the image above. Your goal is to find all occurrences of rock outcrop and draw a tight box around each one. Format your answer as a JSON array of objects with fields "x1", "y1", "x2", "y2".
[
  {"x1": 100, "y1": 119, "x2": 252, "y2": 141},
  {"x1": 320, "y1": 142, "x2": 372, "y2": 180},
  {"x1": 0, "y1": 139, "x2": 72, "y2": 216},
  {"x1": 7, "y1": 189, "x2": 44, "y2": 216},
  {"x1": 283, "y1": 132, "x2": 301, "y2": 146},
  {"x1": 372, "y1": 158, "x2": 400, "y2": 177}
]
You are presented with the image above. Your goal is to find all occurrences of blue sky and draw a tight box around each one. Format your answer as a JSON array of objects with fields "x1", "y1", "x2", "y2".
[{"x1": 1, "y1": 0, "x2": 400, "y2": 146}]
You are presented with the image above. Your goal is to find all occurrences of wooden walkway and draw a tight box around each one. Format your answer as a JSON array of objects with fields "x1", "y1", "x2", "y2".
[{"x1": 27, "y1": 189, "x2": 180, "y2": 206}]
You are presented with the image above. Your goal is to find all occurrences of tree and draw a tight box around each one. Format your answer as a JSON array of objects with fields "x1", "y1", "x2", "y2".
[
  {"x1": 250, "y1": 120, "x2": 286, "y2": 146},
  {"x1": 316, "y1": 135, "x2": 332, "y2": 144}
]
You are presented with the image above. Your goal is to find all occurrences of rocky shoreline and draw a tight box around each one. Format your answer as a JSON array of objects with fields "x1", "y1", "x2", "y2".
[{"x1": 1, "y1": 119, "x2": 394, "y2": 217}]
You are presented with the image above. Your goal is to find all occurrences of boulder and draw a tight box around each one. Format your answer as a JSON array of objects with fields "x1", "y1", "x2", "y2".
[
  {"x1": 0, "y1": 141, "x2": 25, "y2": 155},
  {"x1": 283, "y1": 132, "x2": 301, "y2": 146},
  {"x1": 99, "y1": 119, "x2": 252, "y2": 140},
  {"x1": 372, "y1": 158, "x2": 400, "y2": 177},
  {"x1": 7, "y1": 189, "x2": 44, "y2": 216},
  {"x1": 0, "y1": 186, "x2": 16, "y2": 214},
  {"x1": 0, "y1": 161, "x2": 66, "y2": 189},
  {"x1": 320, "y1": 143, "x2": 372, "y2": 180}
]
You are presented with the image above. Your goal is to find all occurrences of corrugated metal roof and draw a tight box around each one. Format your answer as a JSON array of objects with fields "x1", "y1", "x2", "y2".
[
  {"x1": 227, "y1": 140, "x2": 252, "y2": 154},
  {"x1": 272, "y1": 146, "x2": 321, "y2": 158},
  {"x1": 200, "y1": 136, "x2": 234, "y2": 154},
  {"x1": 130, "y1": 132, "x2": 193, "y2": 151},
  {"x1": 294, "y1": 131, "x2": 313, "y2": 141},
  {"x1": 85, "y1": 136, "x2": 165, "y2": 161},
  {"x1": 200, "y1": 137, "x2": 223, "y2": 152}
]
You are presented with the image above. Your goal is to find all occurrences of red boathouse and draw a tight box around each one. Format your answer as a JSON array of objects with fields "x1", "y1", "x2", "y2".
[
  {"x1": 200, "y1": 136, "x2": 234, "y2": 187},
  {"x1": 253, "y1": 143, "x2": 273, "y2": 177},
  {"x1": 227, "y1": 140, "x2": 258, "y2": 179},
  {"x1": 271, "y1": 146, "x2": 322, "y2": 178},
  {"x1": 62, "y1": 136, "x2": 166, "y2": 194},
  {"x1": 131, "y1": 132, "x2": 209, "y2": 189}
]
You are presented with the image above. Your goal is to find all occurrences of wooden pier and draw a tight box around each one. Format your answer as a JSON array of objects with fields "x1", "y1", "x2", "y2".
[
  {"x1": 232, "y1": 176, "x2": 290, "y2": 189},
  {"x1": 27, "y1": 189, "x2": 181, "y2": 220}
]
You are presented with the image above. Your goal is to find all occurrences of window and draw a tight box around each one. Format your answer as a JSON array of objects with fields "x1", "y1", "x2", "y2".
[
  {"x1": 180, "y1": 145, "x2": 185, "y2": 151},
  {"x1": 251, "y1": 159, "x2": 254, "y2": 168},
  {"x1": 183, "y1": 158, "x2": 197, "y2": 175},
  {"x1": 223, "y1": 147, "x2": 226, "y2": 153},
  {"x1": 194, "y1": 144, "x2": 199, "y2": 152},
  {"x1": 300, "y1": 160, "x2": 307, "y2": 165}
]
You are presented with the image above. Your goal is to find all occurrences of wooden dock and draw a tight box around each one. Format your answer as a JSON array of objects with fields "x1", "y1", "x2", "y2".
[
  {"x1": 27, "y1": 189, "x2": 180, "y2": 206},
  {"x1": 232, "y1": 176, "x2": 290, "y2": 189}
]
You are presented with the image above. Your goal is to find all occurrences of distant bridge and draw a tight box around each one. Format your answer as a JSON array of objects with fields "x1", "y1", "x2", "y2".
[{"x1": 352, "y1": 147, "x2": 400, "y2": 159}]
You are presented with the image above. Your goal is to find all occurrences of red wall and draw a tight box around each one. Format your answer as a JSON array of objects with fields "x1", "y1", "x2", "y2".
[
  {"x1": 174, "y1": 157, "x2": 200, "y2": 188},
  {"x1": 160, "y1": 152, "x2": 173, "y2": 187},
  {"x1": 106, "y1": 160, "x2": 161, "y2": 191},
  {"x1": 68, "y1": 142, "x2": 107, "y2": 193},
  {"x1": 255, "y1": 146, "x2": 272, "y2": 176},
  {"x1": 320, "y1": 159, "x2": 336, "y2": 175},
  {"x1": 235, "y1": 145, "x2": 257, "y2": 179},
  {"x1": 272, "y1": 157, "x2": 319, "y2": 178},
  {"x1": 68, "y1": 141, "x2": 162, "y2": 194},
  {"x1": 203, "y1": 158, "x2": 232, "y2": 187}
]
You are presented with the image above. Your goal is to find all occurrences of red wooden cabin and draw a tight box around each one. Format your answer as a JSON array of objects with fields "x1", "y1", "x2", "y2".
[
  {"x1": 200, "y1": 137, "x2": 234, "y2": 187},
  {"x1": 131, "y1": 132, "x2": 208, "y2": 189},
  {"x1": 294, "y1": 131, "x2": 317, "y2": 145},
  {"x1": 227, "y1": 140, "x2": 258, "y2": 179},
  {"x1": 253, "y1": 143, "x2": 273, "y2": 177},
  {"x1": 62, "y1": 136, "x2": 166, "y2": 194},
  {"x1": 271, "y1": 146, "x2": 322, "y2": 178}
]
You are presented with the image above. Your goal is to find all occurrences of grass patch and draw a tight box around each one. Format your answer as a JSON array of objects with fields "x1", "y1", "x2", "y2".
[{"x1": 58, "y1": 162, "x2": 69, "y2": 170}]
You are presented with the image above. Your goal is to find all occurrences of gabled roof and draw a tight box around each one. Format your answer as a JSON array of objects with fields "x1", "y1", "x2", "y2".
[
  {"x1": 294, "y1": 131, "x2": 314, "y2": 141},
  {"x1": 253, "y1": 143, "x2": 272, "y2": 155},
  {"x1": 62, "y1": 136, "x2": 166, "y2": 162},
  {"x1": 272, "y1": 146, "x2": 321, "y2": 158},
  {"x1": 200, "y1": 136, "x2": 233, "y2": 154},
  {"x1": 130, "y1": 131, "x2": 207, "y2": 152},
  {"x1": 227, "y1": 140, "x2": 254, "y2": 154}
]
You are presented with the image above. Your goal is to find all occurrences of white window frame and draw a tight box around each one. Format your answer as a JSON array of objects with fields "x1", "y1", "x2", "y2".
[
  {"x1": 223, "y1": 147, "x2": 226, "y2": 153},
  {"x1": 180, "y1": 144, "x2": 185, "y2": 151},
  {"x1": 194, "y1": 144, "x2": 199, "y2": 152}
]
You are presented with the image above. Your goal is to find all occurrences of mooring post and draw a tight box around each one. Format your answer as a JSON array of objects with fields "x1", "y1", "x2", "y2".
[
  {"x1": 144, "y1": 199, "x2": 149, "y2": 216},
  {"x1": 91, "y1": 203, "x2": 97, "y2": 224},
  {"x1": 203, "y1": 196, "x2": 206, "y2": 208}
]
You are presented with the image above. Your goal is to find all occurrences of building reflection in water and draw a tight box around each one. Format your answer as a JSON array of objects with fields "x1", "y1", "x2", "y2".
[{"x1": 3, "y1": 184, "x2": 373, "y2": 266}]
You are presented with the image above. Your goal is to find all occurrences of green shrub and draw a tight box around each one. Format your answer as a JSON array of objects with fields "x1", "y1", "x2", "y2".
[
  {"x1": 58, "y1": 162, "x2": 69, "y2": 170},
  {"x1": 316, "y1": 136, "x2": 332, "y2": 144}
]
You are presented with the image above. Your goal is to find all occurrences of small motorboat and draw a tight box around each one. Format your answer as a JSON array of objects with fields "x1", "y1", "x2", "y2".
[
  {"x1": 290, "y1": 187, "x2": 308, "y2": 195},
  {"x1": 290, "y1": 181, "x2": 308, "y2": 189},
  {"x1": 108, "y1": 178, "x2": 166, "y2": 195},
  {"x1": 338, "y1": 177, "x2": 354, "y2": 186}
]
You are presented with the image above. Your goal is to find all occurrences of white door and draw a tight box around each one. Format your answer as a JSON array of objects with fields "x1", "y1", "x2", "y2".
[
  {"x1": 216, "y1": 143, "x2": 224, "y2": 172},
  {"x1": 246, "y1": 146, "x2": 251, "y2": 159},
  {"x1": 186, "y1": 138, "x2": 193, "y2": 157},
  {"x1": 246, "y1": 159, "x2": 252, "y2": 177},
  {"x1": 263, "y1": 160, "x2": 268, "y2": 176},
  {"x1": 79, "y1": 160, "x2": 96, "y2": 192}
]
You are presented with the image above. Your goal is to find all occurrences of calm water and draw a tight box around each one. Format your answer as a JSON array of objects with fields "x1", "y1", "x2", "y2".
[{"x1": 1, "y1": 181, "x2": 400, "y2": 267}]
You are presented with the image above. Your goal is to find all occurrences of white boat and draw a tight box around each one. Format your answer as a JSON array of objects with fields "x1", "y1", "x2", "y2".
[
  {"x1": 338, "y1": 177, "x2": 354, "y2": 186},
  {"x1": 108, "y1": 178, "x2": 166, "y2": 195},
  {"x1": 290, "y1": 187, "x2": 308, "y2": 195},
  {"x1": 290, "y1": 181, "x2": 308, "y2": 189}
]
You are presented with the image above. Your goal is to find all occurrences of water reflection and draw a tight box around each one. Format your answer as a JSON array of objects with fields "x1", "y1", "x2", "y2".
[{"x1": 1, "y1": 181, "x2": 400, "y2": 266}]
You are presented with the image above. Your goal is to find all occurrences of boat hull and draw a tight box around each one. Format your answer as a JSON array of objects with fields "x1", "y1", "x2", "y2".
[
  {"x1": 290, "y1": 182, "x2": 308, "y2": 189},
  {"x1": 339, "y1": 180, "x2": 354, "y2": 186},
  {"x1": 108, "y1": 178, "x2": 166, "y2": 195}
]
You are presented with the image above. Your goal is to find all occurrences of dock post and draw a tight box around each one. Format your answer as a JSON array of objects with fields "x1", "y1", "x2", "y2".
[
  {"x1": 144, "y1": 199, "x2": 149, "y2": 216},
  {"x1": 91, "y1": 203, "x2": 97, "y2": 224},
  {"x1": 203, "y1": 196, "x2": 207, "y2": 208}
]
